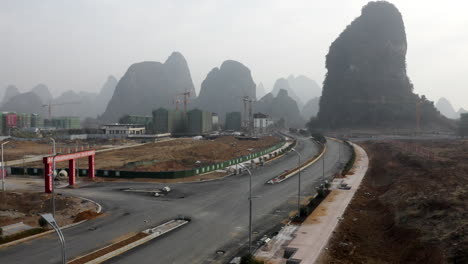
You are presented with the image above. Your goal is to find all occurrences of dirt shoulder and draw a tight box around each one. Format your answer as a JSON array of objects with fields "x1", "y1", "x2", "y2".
[
  {"x1": 0, "y1": 191, "x2": 99, "y2": 228},
  {"x1": 319, "y1": 140, "x2": 468, "y2": 264}
]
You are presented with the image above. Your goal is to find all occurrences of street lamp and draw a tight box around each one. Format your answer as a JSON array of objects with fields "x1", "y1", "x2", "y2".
[
  {"x1": 291, "y1": 148, "x2": 302, "y2": 218},
  {"x1": 238, "y1": 163, "x2": 253, "y2": 255},
  {"x1": 40, "y1": 213, "x2": 66, "y2": 264},
  {"x1": 50, "y1": 152, "x2": 61, "y2": 217},
  {"x1": 1, "y1": 141, "x2": 10, "y2": 191},
  {"x1": 50, "y1": 137, "x2": 56, "y2": 155},
  {"x1": 322, "y1": 143, "x2": 325, "y2": 183}
]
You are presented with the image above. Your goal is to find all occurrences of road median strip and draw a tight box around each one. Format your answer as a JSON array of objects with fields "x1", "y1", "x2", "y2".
[
  {"x1": 69, "y1": 219, "x2": 190, "y2": 264},
  {"x1": 267, "y1": 141, "x2": 326, "y2": 184}
]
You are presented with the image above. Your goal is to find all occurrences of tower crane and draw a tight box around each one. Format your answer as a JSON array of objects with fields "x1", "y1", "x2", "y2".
[
  {"x1": 242, "y1": 96, "x2": 255, "y2": 135},
  {"x1": 42, "y1": 101, "x2": 81, "y2": 119},
  {"x1": 178, "y1": 91, "x2": 191, "y2": 113}
]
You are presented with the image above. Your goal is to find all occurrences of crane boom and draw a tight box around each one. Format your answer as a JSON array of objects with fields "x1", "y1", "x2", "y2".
[{"x1": 42, "y1": 101, "x2": 81, "y2": 119}]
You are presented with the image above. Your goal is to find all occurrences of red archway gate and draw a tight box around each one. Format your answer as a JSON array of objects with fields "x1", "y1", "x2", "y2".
[{"x1": 43, "y1": 150, "x2": 96, "y2": 193}]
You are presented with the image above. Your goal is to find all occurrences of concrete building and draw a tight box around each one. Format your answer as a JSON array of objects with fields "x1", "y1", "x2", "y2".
[
  {"x1": 225, "y1": 112, "x2": 242, "y2": 131},
  {"x1": 101, "y1": 124, "x2": 146, "y2": 135},
  {"x1": 187, "y1": 109, "x2": 212, "y2": 135},
  {"x1": 152, "y1": 108, "x2": 186, "y2": 134},
  {"x1": 119, "y1": 115, "x2": 152, "y2": 127},
  {"x1": 212, "y1": 113, "x2": 219, "y2": 130},
  {"x1": 254, "y1": 113, "x2": 274, "y2": 134}
]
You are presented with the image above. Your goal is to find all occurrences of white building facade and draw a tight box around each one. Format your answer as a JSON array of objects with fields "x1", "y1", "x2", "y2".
[
  {"x1": 101, "y1": 124, "x2": 146, "y2": 136},
  {"x1": 253, "y1": 113, "x2": 274, "y2": 134}
]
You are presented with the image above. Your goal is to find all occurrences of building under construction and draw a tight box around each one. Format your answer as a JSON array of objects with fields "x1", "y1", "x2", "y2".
[
  {"x1": 225, "y1": 112, "x2": 242, "y2": 131},
  {"x1": 187, "y1": 109, "x2": 212, "y2": 135},
  {"x1": 152, "y1": 108, "x2": 187, "y2": 134}
]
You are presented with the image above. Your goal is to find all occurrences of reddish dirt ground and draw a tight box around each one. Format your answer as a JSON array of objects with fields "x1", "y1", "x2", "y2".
[
  {"x1": 0, "y1": 191, "x2": 99, "y2": 228},
  {"x1": 320, "y1": 140, "x2": 468, "y2": 264},
  {"x1": 23, "y1": 136, "x2": 281, "y2": 172}
]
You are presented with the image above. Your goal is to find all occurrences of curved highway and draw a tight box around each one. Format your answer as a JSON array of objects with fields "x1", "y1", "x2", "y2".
[{"x1": 0, "y1": 136, "x2": 350, "y2": 264}]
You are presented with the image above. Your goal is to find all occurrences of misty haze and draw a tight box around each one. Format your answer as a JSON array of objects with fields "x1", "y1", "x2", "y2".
[{"x1": 0, "y1": 1, "x2": 466, "y2": 264}]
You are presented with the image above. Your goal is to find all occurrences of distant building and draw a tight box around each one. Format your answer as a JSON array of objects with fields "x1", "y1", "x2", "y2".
[
  {"x1": 187, "y1": 109, "x2": 213, "y2": 135},
  {"x1": 101, "y1": 124, "x2": 146, "y2": 135},
  {"x1": 212, "y1": 113, "x2": 219, "y2": 130},
  {"x1": 225, "y1": 112, "x2": 242, "y2": 131},
  {"x1": 31, "y1": 113, "x2": 44, "y2": 128},
  {"x1": 253, "y1": 113, "x2": 274, "y2": 134},
  {"x1": 46, "y1": 117, "x2": 81, "y2": 129},
  {"x1": 119, "y1": 115, "x2": 152, "y2": 127},
  {"x1": 152, "y1": 108, "x2": 186, "y2": 134}
]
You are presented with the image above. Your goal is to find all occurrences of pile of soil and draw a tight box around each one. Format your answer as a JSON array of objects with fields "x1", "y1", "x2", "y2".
[
  {"x1": 73, "y1": 210, "x2": 102, "y2": 223},
  {"x1": 0, "y1": 191, "x2": 98, "y2": 227},
  {"x1": 320, "y1": 140, "x2": 468, "y2": 264}
]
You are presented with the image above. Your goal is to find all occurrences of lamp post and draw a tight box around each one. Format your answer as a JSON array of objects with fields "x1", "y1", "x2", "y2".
[
  {"x1": 1, "y1": 141, "x2": 10, "y2": 191},
  {"x1": 322, "y1": 142, "x2": 325, "y2": 183},
  {"x1": 49, "y1": 151, "x2": 63, "y2": 218},
  {"x1": 238, "y1": 163, "x2": 253, "y2": 255},
  {"x1": 291, "y1": 148, "x2": 302, "y2": 217},
  {"x1": 40, "y1": 214, "x2": 66, "y2": 264},
  {"x1": 50, "y1": 137, "x2": 56, "y2": 156}
]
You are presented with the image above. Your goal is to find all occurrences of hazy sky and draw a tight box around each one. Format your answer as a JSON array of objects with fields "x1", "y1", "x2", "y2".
[{"x1": 1, "y1": 0, "x2": 467, "y2": 110}]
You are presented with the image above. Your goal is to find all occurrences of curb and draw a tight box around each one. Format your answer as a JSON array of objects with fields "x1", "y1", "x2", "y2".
[
  {"x1": 70, "y1": 219, "x2": 189, "y2": 264},
  {"x1": 0, "y1": 196, "x2": 103, "y2": 249},
  {"x1": 267, "y1": 140, "x2": 327, "y2": 184}
]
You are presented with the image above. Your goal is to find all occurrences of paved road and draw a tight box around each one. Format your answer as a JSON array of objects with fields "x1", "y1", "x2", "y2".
[{"x1": 0, "y1": 136, "x2": 350, "y2": 264}]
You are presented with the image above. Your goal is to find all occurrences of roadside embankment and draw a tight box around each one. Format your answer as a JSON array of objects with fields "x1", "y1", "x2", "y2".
[
  {"x1": 319, "y1": 140, "x2": 468, "y2": 264},
  {"x1": 255, "y1": 141, "x2": 368, "y2": 264}
]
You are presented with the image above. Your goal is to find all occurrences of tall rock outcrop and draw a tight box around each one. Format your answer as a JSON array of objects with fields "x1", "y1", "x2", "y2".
[
  {"x1": 1, "y1": 92, "x2": 44, "y2": 114},
  {"x1": 271, "y1": 78, "x2": 303, "y2": 109},
  {"x1": 458, "y1": 108, "x2": 467, "y2": 118},
  {"x1": 53, "y1": 90, "x2": 98, "y2": 118},
  {"x1": 31, "y1": 84, "x2": 53, "y2": 104},
  {"x1": 2, "y1": 85, "x2": 20, "y2": 105},
  {"x1": 302, "y1": 97, "x2": 320, "y2": 119},
  {"x1": 317, "y1": 1, "x2": 444, "y2": 129},
  {"x1": 287, "y1": 75, "x2": 321, "y2": 103},
  {"x1": 196, "y1": 60, "x2": 256, "y2": 121},
  {"x1": 100, "y1": 52, "x2": 195, "y2": 122},
  {"x1": 256, "y1": 89, "x2": 305, "y2": 128},
  {"x1": 256, "y1": 82, "x2": 266, "y2": 99},
  {"x1": 436, "y1": 97, "x2": 457, "y2": 119},
  {"x1": 95, "y1": 75, "x2": 118, "y2": 115}
]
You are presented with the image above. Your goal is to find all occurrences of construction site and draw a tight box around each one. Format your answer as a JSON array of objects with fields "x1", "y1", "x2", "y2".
[{"x1": 15, "y1": 136, "x2": 281, "y2": 172}]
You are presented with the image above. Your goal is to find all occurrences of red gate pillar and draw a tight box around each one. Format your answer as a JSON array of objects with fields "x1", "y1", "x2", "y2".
[
  {"x1": 44, "y1": 163, "x2": 52, "y2": 193},
  {"x1": 69, "y1": 159, "x2": 76, "y2": 185},
  {"x1": 88, "y1": 155, "x2": 95, "y2": 179}
]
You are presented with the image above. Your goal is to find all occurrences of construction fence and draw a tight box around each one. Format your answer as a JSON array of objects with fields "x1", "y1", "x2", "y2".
[{"x1": 10, "y1": 140, "x2": 293, "y2": 180}]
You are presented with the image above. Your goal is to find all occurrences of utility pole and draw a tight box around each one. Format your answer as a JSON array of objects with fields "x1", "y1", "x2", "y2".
[
  {"x1": 322, "y1": 142, "x2": 325, "y2": 183},
  {"x1": 291, "y1": 149, "x2": 302, "y2": 218},
  {"x1": 51, "y1": 154, "x2": 57, "y2": 217},
  {"x1": 40, "y1": 214, "x2": 66, "y2": 264}
]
